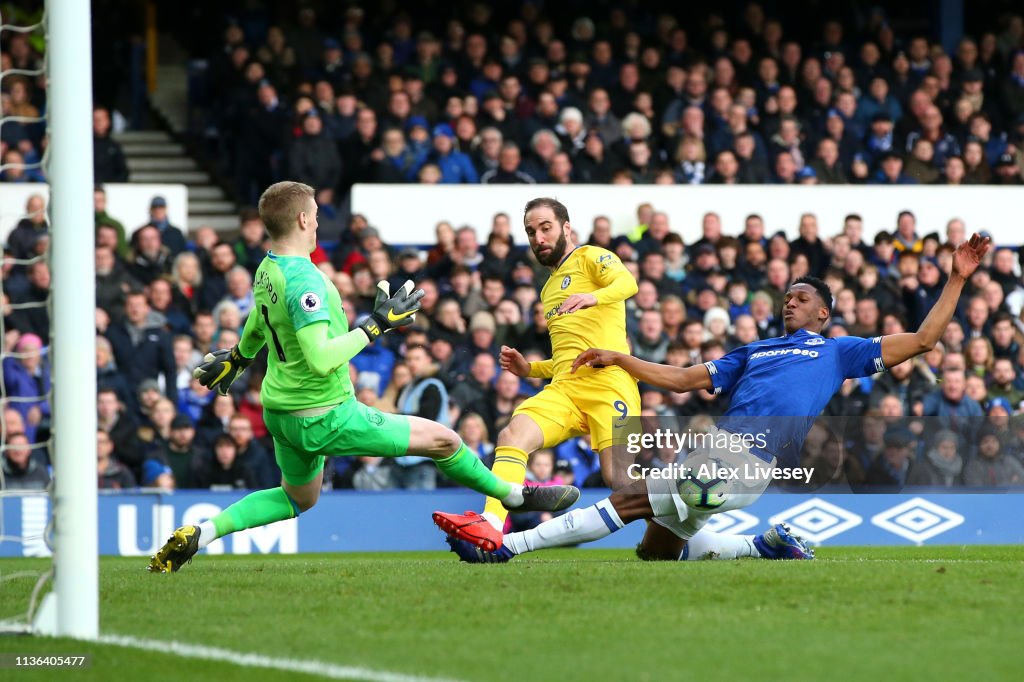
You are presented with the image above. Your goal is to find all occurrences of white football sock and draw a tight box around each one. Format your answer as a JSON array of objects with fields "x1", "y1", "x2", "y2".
[
  {"x1": 499, "y1": 483, "x2": 524, "y2": 510},
  {"x1": 680, "y1": 530, "x2": 759, "y2": 560},
  {"x1": 505, "y1": 499, "x2": 624, "y2": 555},
  {"x1": 482, "y1": 511, "x2": 504, "y2": 531},
  {"x1": 197, "y1": 520, "x2": 218, "y2": 549}
]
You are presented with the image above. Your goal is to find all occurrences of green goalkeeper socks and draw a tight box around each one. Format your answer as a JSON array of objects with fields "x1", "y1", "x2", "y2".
[
  {"x1": 210, "y1": 487, "x2": 301, "y2": 538},
  {"x1": 435, "y1": 442, "x2": 514, "y2": 500},
  {"x1": 203, "y1": 446, "x2": 513, "y2": 544}
]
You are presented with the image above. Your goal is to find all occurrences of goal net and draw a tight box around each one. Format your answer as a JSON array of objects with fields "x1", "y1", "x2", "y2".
[{"x1": 0, "y1": 5, "x2": 54, "y2": 634}]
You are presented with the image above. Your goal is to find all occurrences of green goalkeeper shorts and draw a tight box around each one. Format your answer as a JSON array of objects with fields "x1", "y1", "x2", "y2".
[{"x1": 263, "y1": 399, "x2": 412, "y2": 486}]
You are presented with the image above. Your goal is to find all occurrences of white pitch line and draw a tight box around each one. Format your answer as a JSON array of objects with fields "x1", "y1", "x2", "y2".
[{"x1": 97, "y1": 634, "x2": 468, "y2": 682}]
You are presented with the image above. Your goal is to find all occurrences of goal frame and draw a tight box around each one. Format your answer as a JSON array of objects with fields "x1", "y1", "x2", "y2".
[{"x1": 38, "y1": 0, "x2": 99, "y2": 638}]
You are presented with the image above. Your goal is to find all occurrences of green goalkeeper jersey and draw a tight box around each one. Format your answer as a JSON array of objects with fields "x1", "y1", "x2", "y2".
[{"x1": 243, "y1": 252, "x2": 354, "y2": 411}]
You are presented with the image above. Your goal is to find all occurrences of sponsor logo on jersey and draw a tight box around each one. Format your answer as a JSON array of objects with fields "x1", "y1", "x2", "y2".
[
  {"x1": 749, "y1": 347, "x2": 820, "y2": 360},
  {"x1": 597, "y1": 254, "x2": 613, "y2": 263},
  {"x1": 804, "y1": 337, "x2": 825, "y2": 346},
  {"x1": 301, "y1": 292, "x2": 321, "y2": 312},
  {"x1": 561, "y1": 275, "x2": 572, "y2": 289}
]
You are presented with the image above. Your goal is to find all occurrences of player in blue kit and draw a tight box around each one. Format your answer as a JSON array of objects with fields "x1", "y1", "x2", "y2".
[{"x1": 448, "y1": 233, "x2": 990, "y2": 562}]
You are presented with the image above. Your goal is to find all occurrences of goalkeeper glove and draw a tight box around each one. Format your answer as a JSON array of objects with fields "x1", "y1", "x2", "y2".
[
  {"x1": 192, "y1": 346, "x2": 253, "y2": 395},
  {"x1": 358, "y1": 280, "x2": 425, "y2": 342}
]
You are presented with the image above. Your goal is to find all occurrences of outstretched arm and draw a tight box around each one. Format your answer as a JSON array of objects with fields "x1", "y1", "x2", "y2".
[
  {"x1": 880, "y1": 233, "x2": 990, "y2": 367},
  {"x1": 297, "y1": 323, "x2": 371, "y2": 378},
  {"x1": 572, "y1": 348, "x2": 712, "y2": 393}
]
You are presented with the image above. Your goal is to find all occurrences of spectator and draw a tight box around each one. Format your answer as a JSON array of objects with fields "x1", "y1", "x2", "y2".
[
  {"x1": 481, "y1": 142, "x2": 536, "y2": 184},
  {"x1": 141, "y1": 459, "x2": 175, "y2": 490},
  {"x1": 142, "y1": 196, "x2": 187, "y2": 257},
  {"x1": 870, "y1": 358, "x2": 934, "y2": 412},
  {"x1": 2, "y1": 332, "x2": 50, "y2": 441},
  {"x1": 104, "y1": 290, "x2": 178, "y2": 403},
  {"x1": 633, "y1": 310, "x2": 669, "y2": 363},
  {"x1": 234, "y1": 80, "x2": 289, "y2": 205},
  {"x1": 918, "y1": 369, "x2": 983, "y2": 448},
  {"x1": 127, "y1": 225, "x2": 172, "y2": 285},
  {"x1": 0, "y1": 148, "x2": 42, "y2": 183},
  {"x1": 425, "y1": 124, "x2": 478, "y2": 183},
  {"x1": 227, "y1": 414, "x2": 276, "y2": 489},
  {"x1": 224, "y1": 265, "x2": 256, "y2": 319},
  {"x1": 94, "y1": 186, "x2": 127, "y2": 258},
  {"x1": 870, "y1": 151, "x2": 918, "y2": 184},
  {"x1": 93, "y1": 107, "x2": 129, "y2": 183},
  {"x1": 233, "y1": 208, "x2": 267, "y2": 275},
  {"x1": 198, "y1": 242, "x2": 237, "y2": 311},
  {"x1": 1, "y1": 433, "x2": 49, "y2": 490},
  {"x1": 97, "y1": 428, "x2": 137, "y2": 490},
  {"x1": 170, "y1": 251, "x2": 203, "y2": 317},
  {"x1": 165, "y1": 413, "x2": 205, "y2": 488},
  {"x1": 10, "y1": 261, "x2": 50, "y2": 340},
  {"x1": 864, "y1": 429, "x2": 917, "y2": 487},
  {"x1": 7, "y1": 194, "x2": 48, "y2": 261},
  {"x1": 352, "y1": 456, "x2": 395, "y2": 490},
  {"x1": 393, "y1": 344, "x2": 447, "y2": 489},
  {"x1": 458, "y1": 412, "x2": 495, "y2": 466},
  {"x1": 903, "y1": 138, "x2": 941, "y2": 184},
  {"x1": 963, "y1": 427, "x2": 1024, "y2": 486},
  {"x1": 193, "y1": 434, "x2": 257, "y2": 490},
  {"x1": 287, "y1": 110, "x2": 342, "y2": 191}
]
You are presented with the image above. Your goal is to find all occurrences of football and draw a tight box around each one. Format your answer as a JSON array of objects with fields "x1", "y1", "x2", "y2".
[{"x1": 677, "y1": 473, "x2": 729, "y2": 510}]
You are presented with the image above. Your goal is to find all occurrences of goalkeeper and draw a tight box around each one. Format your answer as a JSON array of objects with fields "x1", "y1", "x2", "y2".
[{"x1": 149, "y1": 181, "x2": 577, "y2": 573}]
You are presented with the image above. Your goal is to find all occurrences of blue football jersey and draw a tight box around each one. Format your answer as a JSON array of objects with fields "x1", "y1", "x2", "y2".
[{"x1": 704, "y1": 328, "x2": 886, "y2": 466}]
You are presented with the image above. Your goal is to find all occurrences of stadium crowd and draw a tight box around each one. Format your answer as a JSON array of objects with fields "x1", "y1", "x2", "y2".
[
  {"x1": 2, "y1": 189, "x2": 1023, "y2": 495},
  {"x1": 187, "y1": 3, "x2": 1024, "y2": 209},
  {"x1": 1, "y1": 4, "x2": 1024, "y2": 496}
]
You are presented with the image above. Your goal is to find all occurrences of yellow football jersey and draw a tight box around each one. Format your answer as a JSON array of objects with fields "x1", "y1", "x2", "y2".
[{"x1": 531, "y1": 245, "x2": 638, "y2": 380}]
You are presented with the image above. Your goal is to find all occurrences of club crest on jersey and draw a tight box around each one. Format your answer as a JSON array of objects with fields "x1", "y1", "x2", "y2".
[
  {"x1": 561, "y1": 275, "x2": 572, "y2": 289},
  {"x1": 804, "y1": 337, "x2": 825, "y2": 346},
  {"x1": 301, "y1": 292, "x2": 321, "y2": 312}
]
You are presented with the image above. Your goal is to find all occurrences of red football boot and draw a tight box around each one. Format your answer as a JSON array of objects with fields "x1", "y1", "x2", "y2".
[{"x1": 432, "y1": 510, "x2": 502, "y2": 552}]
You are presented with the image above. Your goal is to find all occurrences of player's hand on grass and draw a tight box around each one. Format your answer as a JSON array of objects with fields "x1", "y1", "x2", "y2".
[
  {"x1": 572, "y1": 348, "x2": 621, "y2": 373},
  {"x1": 500, "y1": 345, "x2": 531, "y2": 377},
  {"x1": 558, "y1": 293, "x2": 597, "y2": 315},
  {"x1": 952, "y1": 233, "x2": 991, "y2": 280},
  {"x1": 359, "y1": 280, "x2": 425, "y2": 342},
  {"x1": 193, "y1": 346, "x2": 253, "y2": 396}
]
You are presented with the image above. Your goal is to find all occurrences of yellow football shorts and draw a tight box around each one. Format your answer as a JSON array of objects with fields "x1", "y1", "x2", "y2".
[{"x1": 513, "y1": 366, "x2": 641, "y2": 452}]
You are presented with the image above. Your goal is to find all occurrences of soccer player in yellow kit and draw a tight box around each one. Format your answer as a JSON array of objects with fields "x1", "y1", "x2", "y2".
[{"x1": 433, "y1": 197, "x2": 640, "y2": 551}]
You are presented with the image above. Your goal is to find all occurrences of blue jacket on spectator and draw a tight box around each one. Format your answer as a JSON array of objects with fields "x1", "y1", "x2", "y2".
[
  {"x1": 919, "y1": 390, "x2": 984, "y2": 453},
  {"x1": 104, "y1": 320, "x2": 178, "y2": 403},
  {"x1": 427, "y1": 148, "x2": 479, "y2": 184},
  {"x1": 350, "y1": 342, "x2": 395, "y2": 391},
  {"x1": 554, "y1": 437, "x2": 601, "y2": 487},
  {"x1": 177, "y1": 386, "x2": 214, "y2": 425},
  {"x1": 2, "y1": 356, "x2": 51, "y2": 443}
]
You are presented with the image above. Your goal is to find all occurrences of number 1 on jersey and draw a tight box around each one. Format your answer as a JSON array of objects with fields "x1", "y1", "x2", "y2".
[{"x1": 261, "y1": 304, "x2": 286, "y2": 361}]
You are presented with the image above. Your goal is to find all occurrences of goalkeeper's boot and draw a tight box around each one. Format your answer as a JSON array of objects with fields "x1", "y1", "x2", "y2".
[
  {"x1": 432, "y1": 511, "x2": 503, "y2": 552},
  {"x1": 753, "y1": 523, "x2": 815, "y2": 560},
  {"x1": 147, "y1": 525, "x2": 201, "y2": 573},
  {"x1": 445, "y1": 535, "x2": 515, "y2": 564},
  {"x1": 503, "y1": 484, "x2": 580, "y2": 513}
]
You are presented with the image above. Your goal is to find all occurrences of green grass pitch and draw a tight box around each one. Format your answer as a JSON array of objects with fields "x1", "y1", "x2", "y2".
[{"x1": 1, "y1": 546, "x2": 1022, "y2": 681}]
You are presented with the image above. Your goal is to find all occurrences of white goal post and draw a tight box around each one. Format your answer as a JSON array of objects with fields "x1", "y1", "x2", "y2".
[{"x1": 38, "y1": 0, "x2": 99, "y2": 638}]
